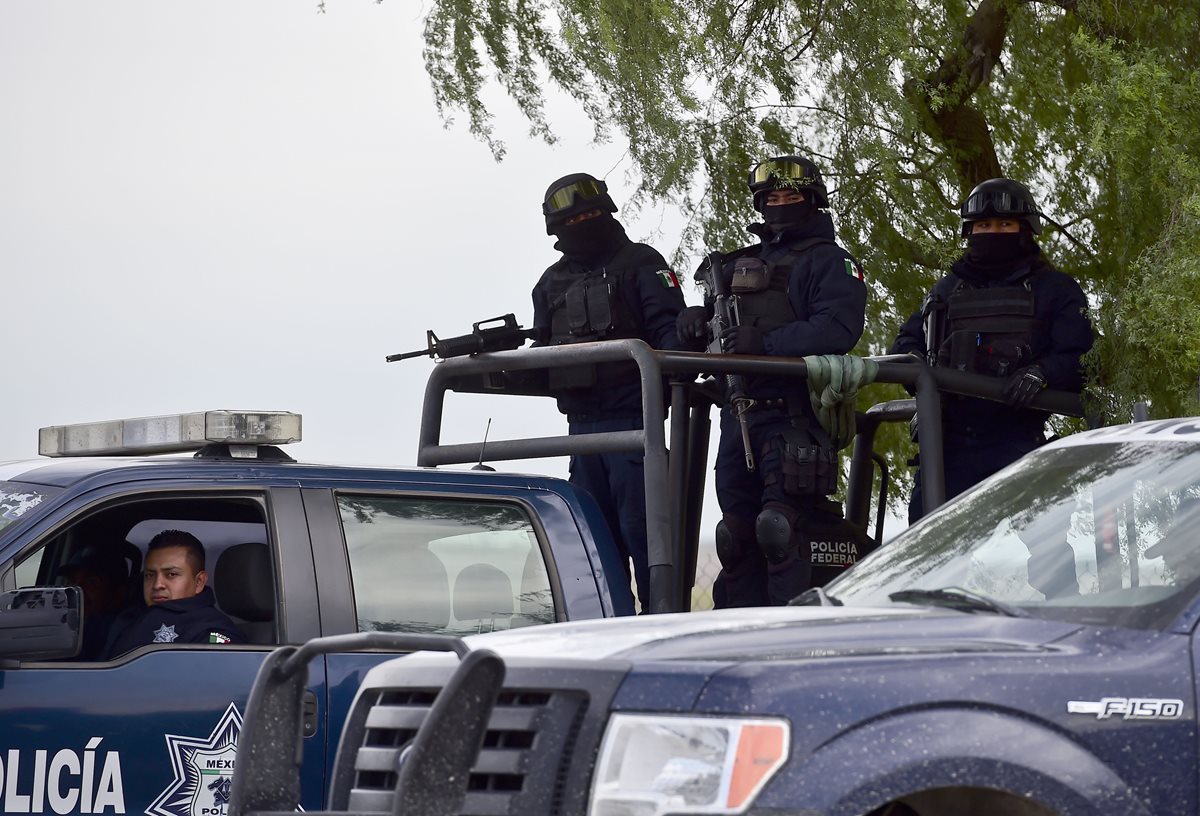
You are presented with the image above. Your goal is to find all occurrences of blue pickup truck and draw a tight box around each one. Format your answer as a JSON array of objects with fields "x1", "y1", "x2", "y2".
[
  {"x1": 229, "y1": 415, "x2": 1200, "y2": 816},
  {"x1": 0, "y1": 410, "x2": 633, "y2": 816},
  {"x1": 0, "y1": 347, "x2": 1094, "y2": 816}
]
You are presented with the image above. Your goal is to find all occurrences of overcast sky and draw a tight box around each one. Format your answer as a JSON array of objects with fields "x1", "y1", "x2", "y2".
[{"x1": 1, "y1": 2, "x2": 690, "y2": 457}]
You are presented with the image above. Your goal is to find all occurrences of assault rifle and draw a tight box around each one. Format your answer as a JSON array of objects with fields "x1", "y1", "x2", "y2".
[
  {"x1": 696, "y1": 251, "x2": 757, "y2": 471},
  {"x1": 386, "y1": 314, "x2": 538, "y2": 363}
]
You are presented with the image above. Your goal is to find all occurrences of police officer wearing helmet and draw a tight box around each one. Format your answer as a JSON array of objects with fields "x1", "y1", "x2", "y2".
[
  {"x1": 677, "y1": 156, "x2": 868, "y2": 607},
  {"x1": 532, "y1": 173, "x2": 686, "y2": 610},
  {"x1": 890, "y1": 178, "x2": 1094, "y2": 523}
]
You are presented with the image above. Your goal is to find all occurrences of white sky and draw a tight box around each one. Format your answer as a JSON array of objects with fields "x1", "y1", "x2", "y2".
[
  {"x1": 0, "y1": 2, "x2": 902, "y2": 558},
  {"x1": 0, "y1": 2, "x2": 689, "y2": 456}
]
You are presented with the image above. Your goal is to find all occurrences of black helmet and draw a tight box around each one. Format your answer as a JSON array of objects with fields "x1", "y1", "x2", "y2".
[
  {"x1": 747, "y1": 155, "x2": 829, "y2": 210},
  {"x1": 542, "y1": 173, "x2": 617, "y2": 234},
  {"x1": 960, "y1": 178, "x2": 1042, "y2": 237}
]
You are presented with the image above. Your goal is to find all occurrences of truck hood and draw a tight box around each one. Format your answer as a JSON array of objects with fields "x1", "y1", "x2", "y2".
[{"x1": 463, "y1": 606, "x2": 1080, "y2": 662}]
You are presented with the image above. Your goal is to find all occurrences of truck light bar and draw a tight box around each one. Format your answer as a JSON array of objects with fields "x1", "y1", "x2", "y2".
[{"x1": 38, "y1": 411, "x2": 302, "y2": 457}]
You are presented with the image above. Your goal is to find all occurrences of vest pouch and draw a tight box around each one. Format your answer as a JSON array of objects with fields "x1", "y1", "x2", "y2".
[
  {"x1": 584, "y1": 281, "x2": 616, "y2": 336},
  {"x1": 940, "y1": 329, "x2": 979, "y2": 371},
  {"x1": 564, "y1": 282, "x2": 591, "y2": 335},
  {"x1": 977, "y1": 335, "x2": 1031, "y2": 377},
  {"x1": 769, "y1": 428, "x2": 838, "y2": 496},
  {"x1": 730, "y1": 257, "x2": 772, "y2": 294}
]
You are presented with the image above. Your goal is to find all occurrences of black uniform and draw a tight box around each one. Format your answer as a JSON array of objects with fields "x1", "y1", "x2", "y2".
[
  {"x1": 712, "y1": 211, "x2": 869, "y2": 607},
  {"x1": 892, "y1": 250, "x2": 1093, "y2": 521},
  {"x1": 532, "y1": 191, "x2": 685, "y2": 609},
  {"x1": 104, "y1": 587, "x2": 243, "y2": 659}
]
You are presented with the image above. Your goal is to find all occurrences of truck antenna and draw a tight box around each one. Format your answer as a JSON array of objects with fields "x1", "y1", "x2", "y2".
[{"x1": 472, "y1": 418, "x2": 496, "y2": 471}]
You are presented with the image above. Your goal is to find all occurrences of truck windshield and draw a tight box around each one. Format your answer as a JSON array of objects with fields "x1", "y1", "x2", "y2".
[
  {"x1": 828, "y1": 441, "x2": 1200, "y2": 630},
  {"x1": 0, "y1": 480, "x2": 59, "y2": 536}
]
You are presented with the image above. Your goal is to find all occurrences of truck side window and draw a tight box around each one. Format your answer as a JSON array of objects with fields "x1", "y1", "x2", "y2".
[
  {"x1": 15, "y1": 495, "x2": 278, "y2": 658},
  {"x1": 337, "y1": 495, "x2": 555, "y2": 636}
]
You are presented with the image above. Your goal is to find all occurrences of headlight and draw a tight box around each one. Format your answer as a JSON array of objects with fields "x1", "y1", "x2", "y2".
[{"x1": 589, "y1": 714, "x2": 789, "y2": 816}]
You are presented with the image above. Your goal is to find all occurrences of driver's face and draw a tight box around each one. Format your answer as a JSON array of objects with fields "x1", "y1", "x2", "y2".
[{"x1": 143, "y1": 546, "x2": 206, "y2": 605}]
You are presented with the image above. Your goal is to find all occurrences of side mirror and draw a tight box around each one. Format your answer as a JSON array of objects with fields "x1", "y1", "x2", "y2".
[{"x1": 0, "y1": 587, "x2": 82, "y2": 661}]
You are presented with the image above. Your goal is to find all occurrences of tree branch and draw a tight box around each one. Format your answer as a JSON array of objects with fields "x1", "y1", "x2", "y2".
[{"x1": 902, "y1": 0, "x2": 1010, "y2": 193}]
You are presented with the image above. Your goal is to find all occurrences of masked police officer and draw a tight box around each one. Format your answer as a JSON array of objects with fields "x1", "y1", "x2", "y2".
[
  {"x1": 532, "y1": 173, "x2": 686, "y2": 610},
  {"x1": 677, "y1": 156, "x2": 868, "y2": 607},
  {"x1": 891, "y1": 178, "x2": 1094, "y2": 523}
]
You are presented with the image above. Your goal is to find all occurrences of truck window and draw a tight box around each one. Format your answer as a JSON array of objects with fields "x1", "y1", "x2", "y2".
[
  {"x1": 337, "y1": 495, "x2": 555, "y2": 636},
  {"x1": 15, "y1": 494, "x2": 278, "y2": 658}
]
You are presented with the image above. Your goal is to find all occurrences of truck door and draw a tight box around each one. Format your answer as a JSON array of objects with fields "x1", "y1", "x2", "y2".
[
  {"x1": 301, "y1": 487, "x2": 567, "y2": 789},
  {"x1": 0, "y1": 486, "x2": 327, "y2": 816}
]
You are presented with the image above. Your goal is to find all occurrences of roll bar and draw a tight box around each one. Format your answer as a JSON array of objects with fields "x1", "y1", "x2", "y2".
[{"x1": 415, "y1": 341, "x2": 1084, "y2": 614}]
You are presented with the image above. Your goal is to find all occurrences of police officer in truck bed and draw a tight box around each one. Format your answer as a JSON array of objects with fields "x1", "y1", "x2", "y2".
[
  {"x1": 676, "y1": 155, "x2": 868, "y2": 607},
  {"x1": 890, "y1": 178, "x2": 1094, "y2": 523},
  {"x1": 532, "y1": 173, "x2": 687, "y2": 610}
]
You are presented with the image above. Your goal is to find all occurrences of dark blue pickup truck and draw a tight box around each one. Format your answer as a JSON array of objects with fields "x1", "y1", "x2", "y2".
[
  {"x1": 0, "y1": 410, "x2": 632, "y2": 816},
  {"x1": 230, "y1": 416, "x2": 1200, "y2": 816}
]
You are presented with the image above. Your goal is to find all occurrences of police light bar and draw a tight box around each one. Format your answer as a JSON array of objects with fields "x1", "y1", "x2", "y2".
[{"x1": 38, "y1": 411, "x2": 302, "y2": 457}]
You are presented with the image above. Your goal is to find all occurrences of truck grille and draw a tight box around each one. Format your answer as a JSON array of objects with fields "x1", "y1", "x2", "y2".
[{"x1": 345, "y1": 686, "x2": 589, "y2": 815}]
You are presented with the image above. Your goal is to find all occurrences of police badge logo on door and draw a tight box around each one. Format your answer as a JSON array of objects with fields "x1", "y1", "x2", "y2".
[{"x1": 147, "y1": 704, "x2": 241, "y2": 816}]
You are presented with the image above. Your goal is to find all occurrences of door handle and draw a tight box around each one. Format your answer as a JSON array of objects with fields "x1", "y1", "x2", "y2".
[{"x1": 303, "y1": 690, "x2": 318, "y2": 738}]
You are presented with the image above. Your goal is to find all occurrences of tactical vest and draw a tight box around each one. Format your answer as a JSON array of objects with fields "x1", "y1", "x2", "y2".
[
  {"x1": 729, "y1": 237, "x2": 837, "y2": 330},
  {"x1": 543, "y1": 243, "x2": 644, "y2": 391},
  {"x1": 931, "y1": 278, "x2": 1042, "y2": 378}
]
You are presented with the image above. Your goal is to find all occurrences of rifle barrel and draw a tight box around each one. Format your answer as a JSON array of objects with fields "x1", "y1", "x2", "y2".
[{"x1": 385, "y1": 348, "x2": 433, "y2": 363}]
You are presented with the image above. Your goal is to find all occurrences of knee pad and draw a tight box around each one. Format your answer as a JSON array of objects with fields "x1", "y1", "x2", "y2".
[
  {"x1": 755, "y1": 506, "x2": 796, "y2": 565},
  {"x1": 715, "y1": 515, "x2": 754, "y2": 570}
]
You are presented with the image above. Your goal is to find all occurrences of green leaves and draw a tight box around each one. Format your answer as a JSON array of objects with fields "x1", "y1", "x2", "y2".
[{"x1": 419, "y1": 0, "x2": 1200, "y2": 489}]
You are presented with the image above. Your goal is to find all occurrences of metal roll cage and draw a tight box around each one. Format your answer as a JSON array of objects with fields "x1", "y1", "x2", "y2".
[{"x1": 416, "y1": 340, "x2": 1084, "y2": 614}]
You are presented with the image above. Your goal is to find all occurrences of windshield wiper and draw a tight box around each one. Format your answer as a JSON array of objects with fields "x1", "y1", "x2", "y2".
[
  {"x1": 887, "y1": 587, "x2": 1027, "y2": 618},
  {"x1": 789, "y1": 586, "x2": 843, "y2": 607}
]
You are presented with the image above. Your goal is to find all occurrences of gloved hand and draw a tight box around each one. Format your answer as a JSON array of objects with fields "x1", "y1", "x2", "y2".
[
  {"x1": 720, "y1": 325, "x2": 766, "y2": 355},
  {"x1": 1003, "y1": 365, "x2": 1046, "y2": 408},
  {"x1": 675, "y1": 306, "x2": 711, "y2": 348}
]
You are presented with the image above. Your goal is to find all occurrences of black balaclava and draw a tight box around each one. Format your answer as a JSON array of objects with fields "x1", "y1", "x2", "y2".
[
  {"x1": 962, "y1": 227, "x2": 1040, "y2": 281},
  {"x1": 552, "y1": 212, "x2": 625, "y2": 263},
  {"x1": 762, "y1": 199, "x2": 817, "y2": 226}
]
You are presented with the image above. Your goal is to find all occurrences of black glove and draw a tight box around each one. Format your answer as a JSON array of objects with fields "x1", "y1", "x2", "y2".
[
  {"x1": 675, "y1": 306, "x2": 711, "y2": 348},
  {"x1": 1003, "y1": 365, "x2": 1046, "y2": 408},
  {"x1": 720, "y1": 325, "x2": 766, "y2": 355}
]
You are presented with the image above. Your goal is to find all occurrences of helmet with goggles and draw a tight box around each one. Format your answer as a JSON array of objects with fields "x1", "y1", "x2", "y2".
[
  {"x1": 960, "y1": 178, "x2": 1042, "y2": 237},
  {"x1": 542, "y1": 173, "x2": 617, "y2": 234},
  {"x1": 747, "y1": 155, "x2": 829, "y2": 210}
]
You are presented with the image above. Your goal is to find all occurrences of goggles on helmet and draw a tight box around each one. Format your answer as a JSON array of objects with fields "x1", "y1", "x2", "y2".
[
  {"x1": 543, "y1": 178, "x2": 608, "y2": 216},
  {"x1": 749, "y1": 159, "x2": 816, "y2": 190},
  {"x1": 962, "y1": 189, "x2": 1039, "y2": 219}
]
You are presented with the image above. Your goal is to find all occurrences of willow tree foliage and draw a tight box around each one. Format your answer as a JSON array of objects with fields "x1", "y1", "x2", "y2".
[{"x1": 422, "y1": 0, "x2": 1200, "y2": 430}]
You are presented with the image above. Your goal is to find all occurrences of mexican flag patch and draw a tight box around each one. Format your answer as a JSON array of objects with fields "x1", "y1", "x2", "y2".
[
  {"x1": 656, "y1": 269, "x2": 681, "y2": 288},
  {"x1": 209, "y1": 632, "x2": 232, "y2": 644},
  {"x1": 844, "y1": 259, "x2": 865, "y2": 281}
]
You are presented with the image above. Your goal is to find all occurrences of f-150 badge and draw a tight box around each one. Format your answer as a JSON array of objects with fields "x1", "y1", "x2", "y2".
[{"x1": 1067, "y1": 698, "x2": 1184, "y2": 720}]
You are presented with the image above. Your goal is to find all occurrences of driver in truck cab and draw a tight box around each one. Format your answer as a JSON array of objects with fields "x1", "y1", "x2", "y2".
[{"x1": 104, "y1": 529, "x2": 243, "y2": 658}]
